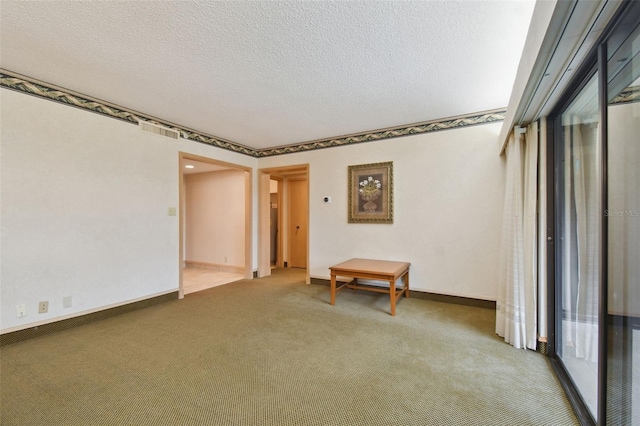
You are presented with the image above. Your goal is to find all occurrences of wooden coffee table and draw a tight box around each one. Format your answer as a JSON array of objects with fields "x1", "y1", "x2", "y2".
[{"x1": 329, "y1": 258, "x2": 410, "y2": 316}]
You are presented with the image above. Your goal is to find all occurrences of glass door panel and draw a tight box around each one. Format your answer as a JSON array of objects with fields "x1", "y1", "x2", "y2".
[
  {"x1": 556, "y1": 73, "x2": 601, "y2": 420},
  {"x1": 606, "y1": 8, "x2": 640, "y2": 424}
]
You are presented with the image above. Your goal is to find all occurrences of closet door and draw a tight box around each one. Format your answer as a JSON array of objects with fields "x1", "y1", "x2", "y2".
[{"x1": 288, "y1": 179, "x2": 308, "y2": 269}]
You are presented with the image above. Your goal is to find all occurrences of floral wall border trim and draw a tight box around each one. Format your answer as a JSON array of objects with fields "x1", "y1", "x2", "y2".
[
  {"x1": 1, "y1": 69, "x2": 505, "y2": 158},
  {"x1": 611, "y1": 85, "x2": 640, "y2": 105},
  {"x1": 259, "y1": 110, "x2": 506, "y2": 157},
  {"x1": 0, "y1": 70, "x2": 259, "y2": 157}
]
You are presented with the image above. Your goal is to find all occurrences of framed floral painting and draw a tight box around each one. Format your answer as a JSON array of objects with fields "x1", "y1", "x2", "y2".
[{"x1": 348, "y1": 161, "x2": 393, "y2": 223}]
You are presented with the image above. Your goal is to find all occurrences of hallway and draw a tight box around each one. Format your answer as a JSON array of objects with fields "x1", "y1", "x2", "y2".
[{"x1": 182, "y1": 266, "x2": 244, "y2": 295}]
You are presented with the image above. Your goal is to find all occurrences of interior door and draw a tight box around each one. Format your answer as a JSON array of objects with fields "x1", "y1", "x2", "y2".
[
  {"x1": 288, "y1": 179, "x2": 308, "y2": 268},
  {"x1": 270, "y1": 192, "x2": 278, "y2": 264}
]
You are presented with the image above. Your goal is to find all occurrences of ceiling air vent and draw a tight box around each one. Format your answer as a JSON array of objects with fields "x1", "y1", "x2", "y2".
[{"x1": 138, "y1": 121, "x2": 180, "y2": 140}]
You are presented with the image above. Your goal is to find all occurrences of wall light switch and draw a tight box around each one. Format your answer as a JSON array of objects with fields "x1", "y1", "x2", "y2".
[
  {"x1": 168, "y1": 207, "x2": 177, "y2": 216},
  {"x1": 63, "y1": 296, "x2": 72, "y2": 308}
]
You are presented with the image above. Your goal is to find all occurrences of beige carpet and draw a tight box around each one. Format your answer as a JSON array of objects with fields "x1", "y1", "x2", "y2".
[{"x1": 0, "y1": 268, "x2": 577, "y2": 425}]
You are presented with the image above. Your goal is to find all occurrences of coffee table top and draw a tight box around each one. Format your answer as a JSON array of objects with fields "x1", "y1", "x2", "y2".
[{"x1": 329, "y1": 258, "x2": 410, "y2": 277}]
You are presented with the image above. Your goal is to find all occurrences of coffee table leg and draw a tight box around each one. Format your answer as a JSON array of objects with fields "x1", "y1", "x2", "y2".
[
  {"x1": 405, "y1": 270, "x2": 410, "y2": 298},
  {"x1": 330, "y1": 273, "x2": 336, "y2": 305},
  {"x1": 390, "y1": 279, "x2": 396, "y2": 316}
]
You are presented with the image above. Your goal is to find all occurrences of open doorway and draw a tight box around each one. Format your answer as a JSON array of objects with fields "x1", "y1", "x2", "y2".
[
  {"x1": 178, "y1": 152, "x2": 252, "y2": 298},
  {"x1": 258, "y1": 165, "x2": 309, "y2": 284},
  {"x1": 269, "y1": 178, "x2": 279, "y2": 268}
]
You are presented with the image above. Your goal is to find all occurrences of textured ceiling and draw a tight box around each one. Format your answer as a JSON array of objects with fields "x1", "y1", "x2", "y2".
[{"x1": 1, "y1": 1, "x2": 535, "y2": 150}]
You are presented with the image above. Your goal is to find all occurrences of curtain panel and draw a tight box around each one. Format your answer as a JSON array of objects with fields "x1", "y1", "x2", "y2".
[{"x1": 496, "y1": 125, "x2": 538, "y2": 350}]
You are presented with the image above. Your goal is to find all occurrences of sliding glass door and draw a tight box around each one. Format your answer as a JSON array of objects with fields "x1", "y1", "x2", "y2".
[
  {"x1": 555, "y1": 72, "x2": 601, "y2": 420},
  {"x1": 606, "y1": 8, "x2": 640, "y2": 424},
  {"x1": 550, "y1": 2, "x2": 640, "y2": 424}
]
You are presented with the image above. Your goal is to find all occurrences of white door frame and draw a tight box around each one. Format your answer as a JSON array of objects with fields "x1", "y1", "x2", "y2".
[
  {"x1": 258, "y1": 165, "x2": 309, "y2": 284},
  {"x1": 178, "y1": 152, "x2": 253, "y2": 298}
]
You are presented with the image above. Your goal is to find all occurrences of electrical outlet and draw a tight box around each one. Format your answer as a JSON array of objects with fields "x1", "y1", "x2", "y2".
[
  {"x1": 168, "y1": 207, "x2": 176, "y2": 216},
  {"x1": 38, "y1": 301, "x2": 49, "y2": 313},
  {"x1": 16, "y1": 304, "x2": 27, "y2": 318}
]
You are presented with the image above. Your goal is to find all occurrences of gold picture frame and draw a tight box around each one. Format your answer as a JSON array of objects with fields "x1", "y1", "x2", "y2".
[{"x1": 348, "y1": 161, "x2": 393, "y2": 223}]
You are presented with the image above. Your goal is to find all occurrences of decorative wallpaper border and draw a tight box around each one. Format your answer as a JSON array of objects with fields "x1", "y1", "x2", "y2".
[
  {"x1": 261, "y1": 110, "x2": 506, "y2": 157},
  {"x1": 1, "y1": 70, "x2": 505, "y2": 158},
  {"x1": 612, "y1": 85, "x2": 640, "y2": 105},
  {"x1": 0, "y1": 70, "x2": 259, "y2": 157}
]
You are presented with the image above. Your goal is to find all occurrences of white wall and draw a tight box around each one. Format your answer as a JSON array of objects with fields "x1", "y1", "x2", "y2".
[
  {"x1": 1, "y1": 86, "x2": 506, "y2": 334},
  {"x1": 185, "y1": 170, "x2": 246, "y2": 267},
  {"x1": 259, "y1": 122, "x2": 506, "y2": 300},
  {"x1": 0, "y1": 89, "x2": 257, "y2": 332}
]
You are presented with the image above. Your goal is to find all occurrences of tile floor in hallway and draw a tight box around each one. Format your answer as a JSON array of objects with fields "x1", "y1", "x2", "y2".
[{"x1": 182, "y1": 266, "x2": 244, "y2": 295}]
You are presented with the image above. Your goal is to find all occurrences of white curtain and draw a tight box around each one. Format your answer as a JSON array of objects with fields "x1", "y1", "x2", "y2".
[
  {"x1": 559, "y1": 121, "x2": 599, "y2": 363},
  {"x1": 573, "y1": 123, "x2": 599, "y2": 362},
  {"x1": 496, "y1": 125, "x2": 538, "y2": 350},
  {"x1": 537, "y1": 117, "x2": 548, "y2": 342}
]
